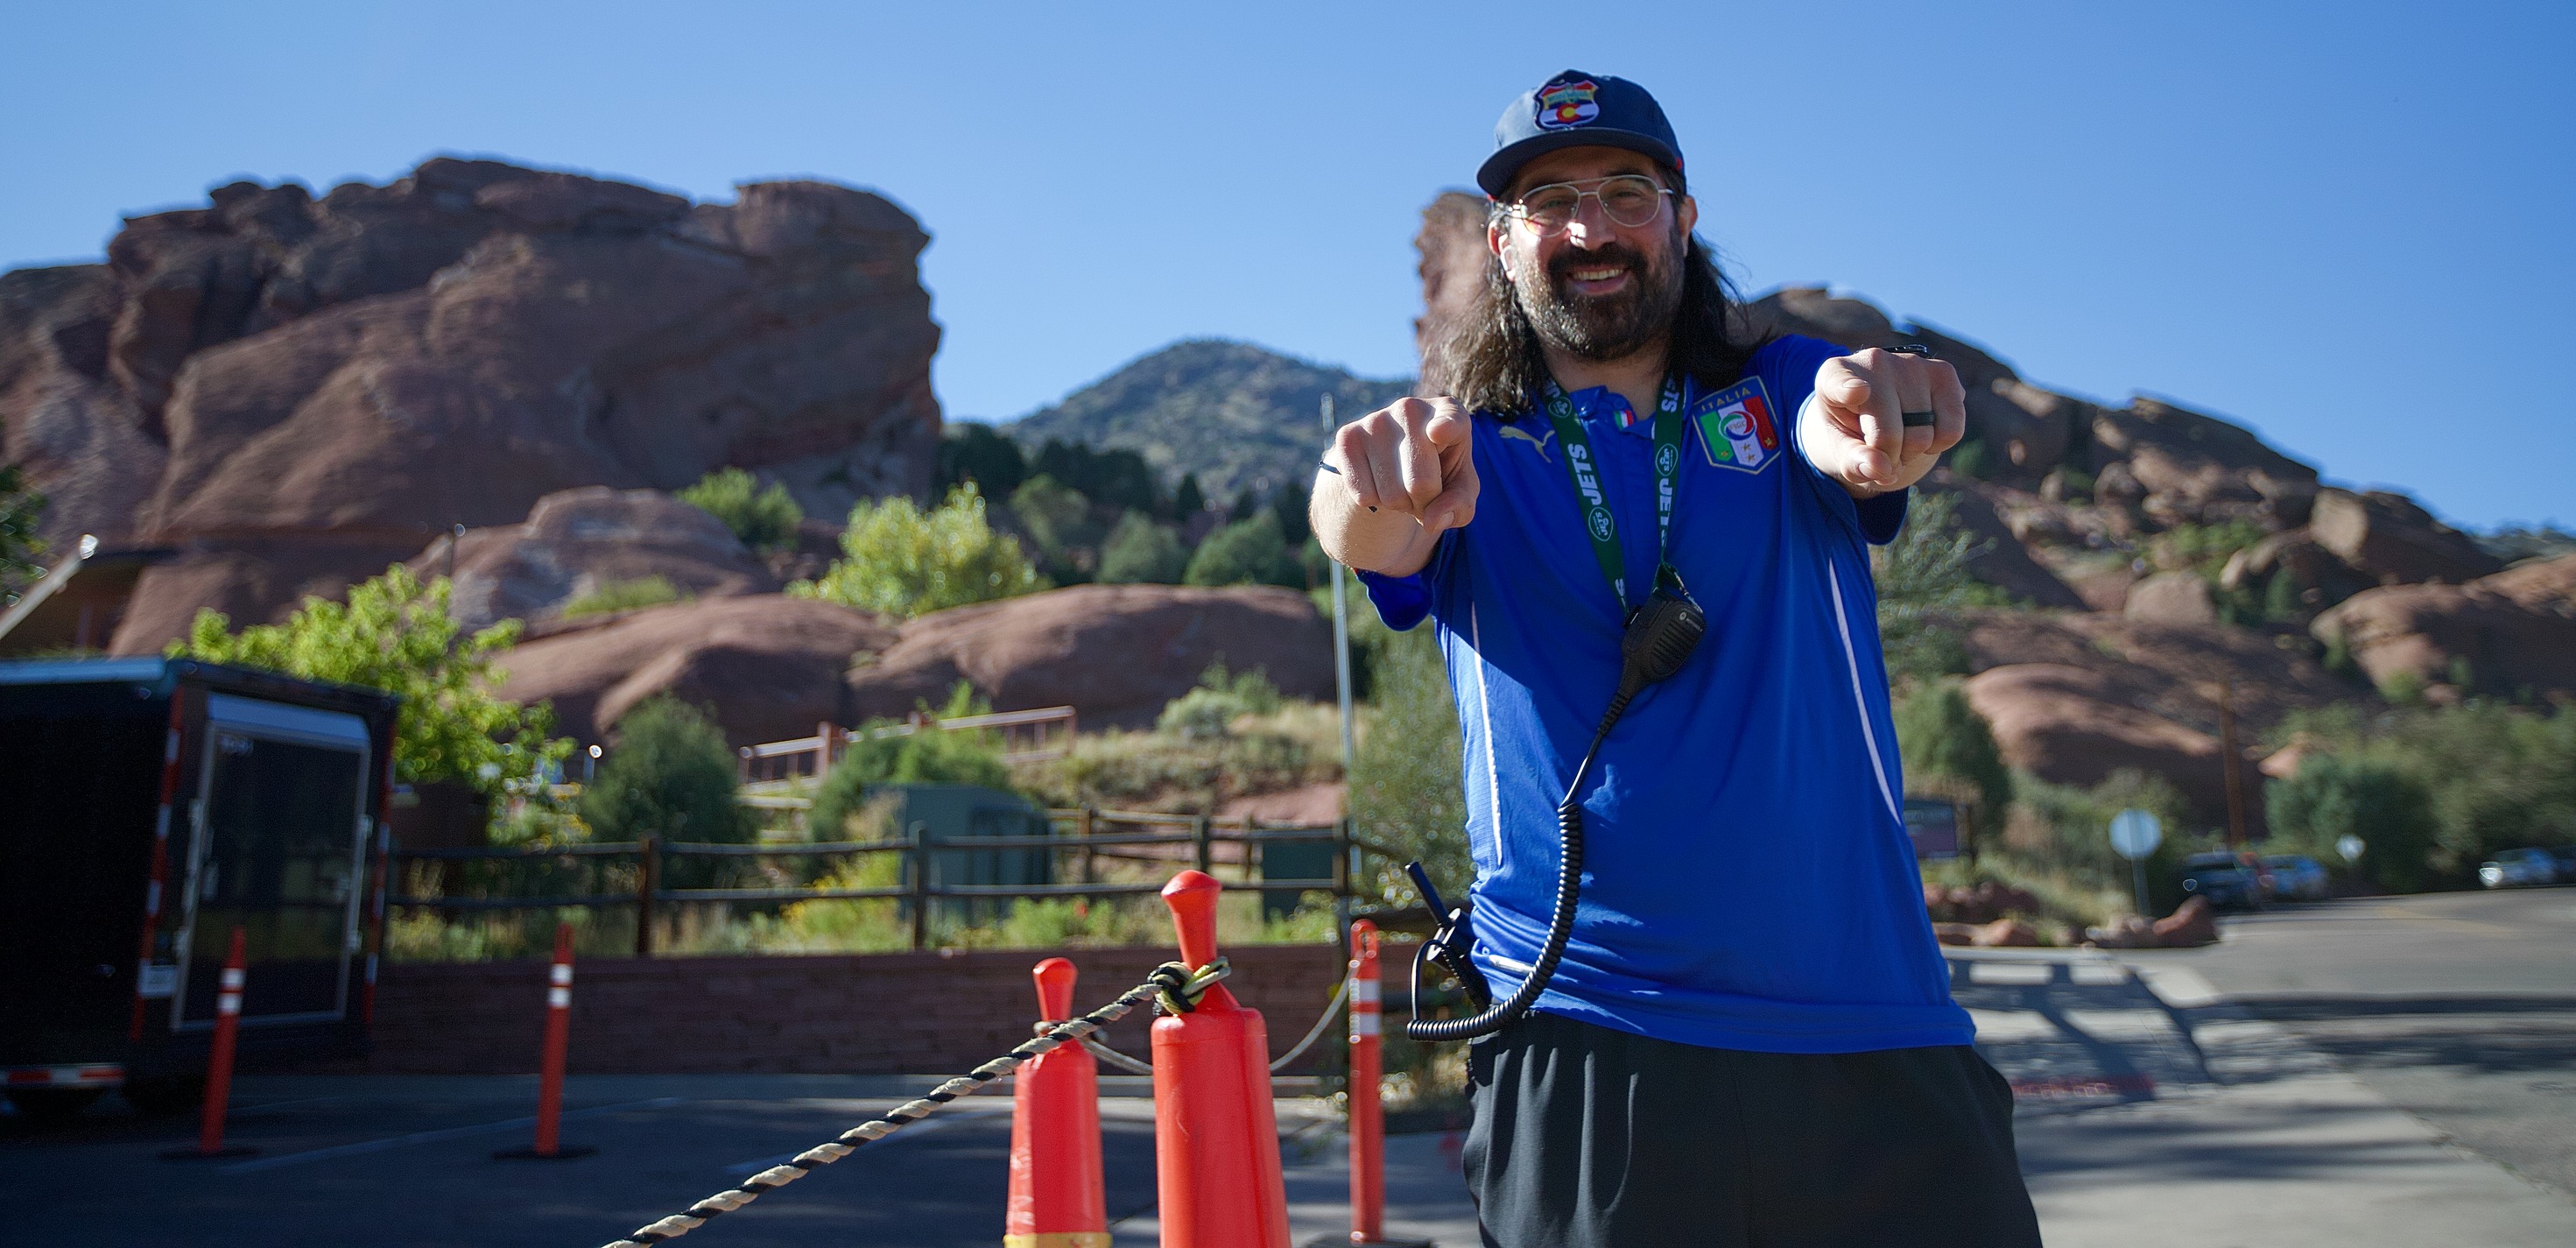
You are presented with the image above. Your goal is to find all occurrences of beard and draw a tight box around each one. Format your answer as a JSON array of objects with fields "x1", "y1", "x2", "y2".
[{"x1": 1513, "y1": 236, "x2": 1684, "y2": 363}]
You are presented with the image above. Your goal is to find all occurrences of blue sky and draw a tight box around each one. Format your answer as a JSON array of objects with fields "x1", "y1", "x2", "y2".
[{"x1": 4, "y1": 1, "x2": 2569, "y2": 530}]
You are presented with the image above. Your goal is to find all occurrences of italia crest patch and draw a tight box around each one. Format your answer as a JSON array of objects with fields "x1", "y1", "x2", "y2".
[
  {"x1": 1693, "y1": 376, "x2": 1782, "y2": 474},
  {"x1": 1535, "y1": 79, "x2": 1600, "y2": 130}
]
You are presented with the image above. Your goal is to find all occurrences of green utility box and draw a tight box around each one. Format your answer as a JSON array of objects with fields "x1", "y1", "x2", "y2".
[
  {"x1": 878, "y1": 785, "x2": 1053, "y2": 924},
  {"x1": 1257, "y1": 832, "x2": 1341, "y2": 921}
]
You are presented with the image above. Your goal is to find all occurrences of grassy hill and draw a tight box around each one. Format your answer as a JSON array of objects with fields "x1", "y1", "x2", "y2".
[{"x1": 1003, "y1": 340, "x2": 1414, "y2": 501}]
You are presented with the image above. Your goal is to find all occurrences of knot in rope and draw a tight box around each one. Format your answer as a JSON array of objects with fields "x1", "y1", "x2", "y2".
[{"x1": 1151, "y1": 956, "x2": 1229, "y2": 1016}]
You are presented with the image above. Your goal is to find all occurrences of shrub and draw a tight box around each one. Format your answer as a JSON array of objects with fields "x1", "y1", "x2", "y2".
[
  {"x1": 1098, "y1": 511, "x2": 1189, "y2": 584},
  {"x1": 170, "y1": 565, "x2": 569, "y2": 796},
  {"x1": 791, "y1": 483, "x2": 1048, "y2": 618},
  {"x1": 2266, "y1": 753, "x2": 2439, "y2": 892},
  {"x1": 808, "y1": 684, "x2": 1015, "y2": 840},
  {"x1": 1946, "y1": 438, "x2": 1992, "y2": 479},
  {"x1": 2003, "y1": 768, "x2": 2193, "y2": 913},
  {"x1": 560, "y1": 575, "x2": 688, "y2": 617},
  {"x1": 2150, "y1": 518, "x2": 2266, "y2": 579},
  {"x1": 580, "y1": 697, "x2": 756, "y2": 885},
  {"x1": 679, "y1": 468, "x2": 804, "y2": 552},
  {"x1": 1157, "y1": 664, "x2": 1284, "y2": 741},
  {"x1": 581, "y1": 697, "x2": 752, "y2": 843},
  {"x1": 1185, "y1": 513, "x2": 1305, "y2": 588},
  {"x1": 1894, "y1": 680, "x2": 2013, "y2": 841}
]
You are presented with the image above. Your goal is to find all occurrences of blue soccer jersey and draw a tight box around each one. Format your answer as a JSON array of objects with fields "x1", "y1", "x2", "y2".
[{"x1": 1359, "y1": 334, "x2": 1973, "y2": 1054}]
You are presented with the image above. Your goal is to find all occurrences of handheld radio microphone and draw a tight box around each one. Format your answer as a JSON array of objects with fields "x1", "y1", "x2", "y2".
[{"x1": 1406, "y1": 572, "x2": 1705, "y2": 1042}]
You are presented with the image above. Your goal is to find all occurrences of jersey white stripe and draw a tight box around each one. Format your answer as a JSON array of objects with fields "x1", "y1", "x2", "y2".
[
  {"x1": 1826, "y1": 561, "x2": 1904, "y2": 827},
  {"x1": 1469, "y1": 603, "x2": 1504, "y2": 867}
]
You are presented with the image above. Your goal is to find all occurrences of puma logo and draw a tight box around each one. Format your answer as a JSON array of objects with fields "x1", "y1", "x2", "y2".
[{"x1": 1498, "y1": 423, "x2": 1554, "y2": 462}]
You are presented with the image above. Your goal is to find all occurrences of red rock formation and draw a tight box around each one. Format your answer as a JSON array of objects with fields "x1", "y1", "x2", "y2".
[
  {"x1": 847, "y1": 584, "x2": 1334, "y2": 730},
  {"x1": 489, "y1": 595, "x2": 897, "y2": 749},
  {"x1": 405, "y1": 487, "x2": 781, "y2": 631},
  {"x1": 2311, "y1": 553, "x2": 2576, "y2": 700},
  {"x1": 2, "y1": 159, "x2": 941, "y2": 652}
]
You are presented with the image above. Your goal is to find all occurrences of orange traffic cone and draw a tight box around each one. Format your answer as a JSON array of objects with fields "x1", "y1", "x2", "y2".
[
  {"x1": 1006, "y1": 956, "x2": 1109, "y2": 1248},
  {"x1": 1151, "y1": 871, "x2": 1291, "y2": 1248}
]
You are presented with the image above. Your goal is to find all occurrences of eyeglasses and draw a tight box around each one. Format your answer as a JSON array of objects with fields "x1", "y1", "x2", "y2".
[{"x1": 1503, "y1": 174, "x2": 1672, "y2": 232}]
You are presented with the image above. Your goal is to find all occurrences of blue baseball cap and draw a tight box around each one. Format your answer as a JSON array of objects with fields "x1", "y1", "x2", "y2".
[{"x1": 1477, "y1": 70, "x2": 1683, "y2": 199}]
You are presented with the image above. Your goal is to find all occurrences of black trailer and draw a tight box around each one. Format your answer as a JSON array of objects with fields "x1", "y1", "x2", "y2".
[{"x1": 0, "y1": 658, "x2": 399, "y2": 1116}]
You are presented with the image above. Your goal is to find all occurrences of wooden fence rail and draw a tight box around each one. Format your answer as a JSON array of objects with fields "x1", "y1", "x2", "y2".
[{"x1": 386, "y1": 807, "x2": 1390, "y2": 955}]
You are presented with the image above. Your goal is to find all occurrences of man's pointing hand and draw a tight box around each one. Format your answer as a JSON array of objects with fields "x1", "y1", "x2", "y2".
[
  {"x1": 1804, "y1": 349, "x2": 1967, "y2": 497},
  {"x1": 1333, "y1": 397, "x2": 1480, "y2": 533}
]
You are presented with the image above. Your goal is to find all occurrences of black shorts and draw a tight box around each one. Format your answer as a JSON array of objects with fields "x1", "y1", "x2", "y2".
[{"x1": 1463, "y1": 1012, "x2": 2040, "y2": 1248}]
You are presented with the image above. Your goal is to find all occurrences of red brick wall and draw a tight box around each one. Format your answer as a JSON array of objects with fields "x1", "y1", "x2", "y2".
[{"x1": 368, "y1": 944, "x2": 1359, "y2": 1075}]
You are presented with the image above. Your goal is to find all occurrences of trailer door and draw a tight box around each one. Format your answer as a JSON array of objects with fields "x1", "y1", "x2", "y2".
[{"x1": 173, "y1": 695, "x2": 371, "y2": 1030}]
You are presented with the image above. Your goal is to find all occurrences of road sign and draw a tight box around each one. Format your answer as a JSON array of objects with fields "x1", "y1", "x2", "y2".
[
  {"x1": 2336, "y1": 834, "x2": 2365, "y2": 864},
  {"x1": 2109, "y1": 809, "x2": 2163, "y2": 860}
]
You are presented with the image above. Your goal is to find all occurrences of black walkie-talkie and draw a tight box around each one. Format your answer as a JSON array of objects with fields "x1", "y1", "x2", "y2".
[{"x1": 1406, "y1": 860, "x2": 1491, "y2": 1010}]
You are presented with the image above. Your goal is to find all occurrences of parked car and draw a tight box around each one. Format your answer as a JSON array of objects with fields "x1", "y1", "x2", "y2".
[
  {"x1": 2178, "y1": 852, "x2": 2263, "y2": 911},
  {"x1": 2262, "y1": 854, "x2": 2331, "y2": 901},
  {"x1": 2479, "y1": 848, "x2": 2560, "y2": 889},
  {"x1": 2547, "y1": 845, "x2": 2576, "y2": 883}
]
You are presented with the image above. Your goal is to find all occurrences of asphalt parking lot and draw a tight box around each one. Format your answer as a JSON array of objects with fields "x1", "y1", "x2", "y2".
[{"x1": 0, "y1": 1075, "x2": 1172, "y2": 1248}]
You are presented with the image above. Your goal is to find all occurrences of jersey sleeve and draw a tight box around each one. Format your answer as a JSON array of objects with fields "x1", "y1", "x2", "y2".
[
  {"x1": 1354, "y1": 527, "x2": 1461, "y2": 631},
  {"x1": 1766, "y1": 334, "x2": 1911, "y2": 546}
]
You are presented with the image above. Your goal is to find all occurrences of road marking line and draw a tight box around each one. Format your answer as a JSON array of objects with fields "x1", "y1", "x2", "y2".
[
  {"x1": 2374, "y1": 906, "x2": 2523, "y2": 936},
  {"x1": 218, "y1": 1096, "x2": 685, "y2": 1173}
]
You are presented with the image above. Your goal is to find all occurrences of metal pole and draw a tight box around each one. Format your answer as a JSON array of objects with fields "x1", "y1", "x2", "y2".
[
  {"x1": 2219, "y1": 680, "x2": 2248, "y2": 851},
  {"x1": 2132, "y1": 857, "x2": 2150, "y2": 920},
  {"x1": 1323, "y1": 393, "x2": 1356, "y2": 772}
]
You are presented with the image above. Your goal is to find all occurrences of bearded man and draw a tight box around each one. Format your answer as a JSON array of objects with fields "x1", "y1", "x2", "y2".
[{"x1": 1312, "y1": 72, "x2": 2042, "y2": 1247}]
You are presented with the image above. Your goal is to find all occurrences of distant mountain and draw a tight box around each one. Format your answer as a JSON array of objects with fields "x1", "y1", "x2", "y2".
[{"x1": 1004, "y1": 340, "x2": 1414, "y2": 502}]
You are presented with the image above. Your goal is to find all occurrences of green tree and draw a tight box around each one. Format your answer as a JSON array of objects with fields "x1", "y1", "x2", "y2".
[
  {"x1": 1874, "y1": 491, "x2": 2006, "y2": 688},
  {"x1": 1009, "y1": 475, "x2": 1101, "y2": 577},
  {"x1": 1270, "y1": 481, "x2": 1313, "y2": 546},
  {"x1": 2266, "y1": 753, "x2": 2439, "y2": 892},
  {"x1": 1185, "y1": 513, "x2": 1304, "y2": 588},
  {"x1": 1098, "y1": 511, "x2": 1189, "y2": 584},
  {"x1": 937, "y1": 424, "x2": 1029, "y2": 498},
  {"x1": 1031, "y1": 440, "x2": 1162, "y2": 516},
  {"x1": 168, "y1": 565, "x2": 569, "y2": 795},
  {"x1": 1893, "y1": 680, "x2": 2013, "y2": 841},
  {"x1": 808, "y1": 683, "x2": 1013, "y2": 839},
  {"x1": 580, "y1": 697, "x2": 755, "y2": 886},
  {"x1": 679, "y1": 468, "x2": 804, "y2": 553},
  {"x1": 1172, "y1": 473, "x2": 1207, "y2": 522},
  {"x1": 1348, "y1": 615, "x2": 1468, "y2": 906},
  {"x1": 0, "y1": 464, "x2": 45, "y2": 603},
  {"x1": 791, "y1": 483, "x2": 1048, "y2": 618}
]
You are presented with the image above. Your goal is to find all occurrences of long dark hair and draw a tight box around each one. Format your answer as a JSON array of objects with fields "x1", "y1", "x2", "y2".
[{"x1": 1428, "y1": 185, "x2": 1764, "y2": 417}]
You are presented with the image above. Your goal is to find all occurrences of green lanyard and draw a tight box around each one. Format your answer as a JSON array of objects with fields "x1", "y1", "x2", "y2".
[{"x1": 1540, "y1": 376, "x2": 1686, "y2": 609}]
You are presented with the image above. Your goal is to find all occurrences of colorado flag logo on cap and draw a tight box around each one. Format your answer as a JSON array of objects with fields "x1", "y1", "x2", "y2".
[
  {"x1": 1535, "y1": 78, "x2": 1600, "y2": 130},
  {"x1": 1694, "y1": 377, "x2": 1781, "y2": 474}
]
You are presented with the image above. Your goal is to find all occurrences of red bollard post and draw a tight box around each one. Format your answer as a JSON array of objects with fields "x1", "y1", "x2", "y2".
[
  {"x1": 1151, "y1": 871, "x2": 1291, "y2": 1248},
  {"x1": 1005, "y1": 957, "x2": 1109, "y2": 1248},
  {"x1": 1347, "y1": 920, "x2": 1383, "y2": 1245},
  {"x1": 162, "y1": 927, "x2": 256, "y2": 1160},
  {"x1": 496, "y1": 922, "x2": 595, "y2": 1160}
]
